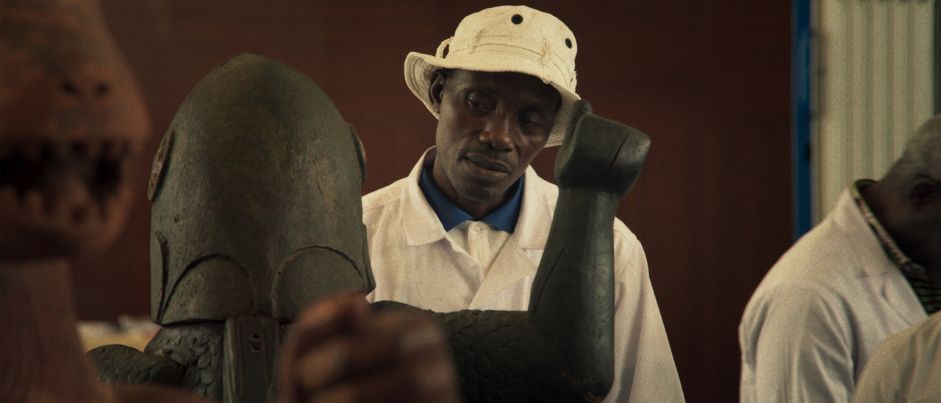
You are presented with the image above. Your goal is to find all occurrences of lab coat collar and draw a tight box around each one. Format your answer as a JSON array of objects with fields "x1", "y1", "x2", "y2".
[
  {"x1": 831, "y1": 188, "x2": 903, "y2": 278},
  {"x1": 401, "y1": 149, "x2": 449, "y2": 246},
  {"x1": 469, "y1": 168, "x2": 558, "y2": 306},
  {"x1": 514, "y1": 166, "x2": 558, "y2": 250},
  {"x1": 831, "y1": 188, "x2": 927, "y2": 325}
]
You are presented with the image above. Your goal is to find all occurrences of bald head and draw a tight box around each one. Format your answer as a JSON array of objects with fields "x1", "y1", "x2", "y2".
[
  {"x1": 883, "y1": 115, "x2": 941, "y2": 184},
  {"x1": 866, "y1": 114, "x2": 941, "y2": 281}
]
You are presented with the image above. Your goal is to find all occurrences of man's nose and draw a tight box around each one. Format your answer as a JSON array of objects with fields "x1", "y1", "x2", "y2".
[{"x1": 478, "y1": 117, "x2": 514, "y2": 150}]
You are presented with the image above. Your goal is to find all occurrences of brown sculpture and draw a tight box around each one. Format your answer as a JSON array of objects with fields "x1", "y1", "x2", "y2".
[
  {"x1": 85, "y1": 53, "x2": 460, "y2": 403},
  {"x1": 0, "y1": 0, "x2": 149, "y2": 260},
  {"x1": 0, "y1": 0, "x2": 207, "y2": 401},
  {"x1": 91, "y1": 53, "x2": 650, "y2": 402}
]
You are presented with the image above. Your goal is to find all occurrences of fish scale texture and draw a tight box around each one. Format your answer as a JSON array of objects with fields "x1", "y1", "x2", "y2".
[
  {"x1": 92, "y1": 306, "x2": 600, "y2": 402},
  {"x1": 91, "y1": 323, "x2": 224, "y2": 400},
  {"x1": 375, "y1": 301, "x2": 594, "y2": 402}
]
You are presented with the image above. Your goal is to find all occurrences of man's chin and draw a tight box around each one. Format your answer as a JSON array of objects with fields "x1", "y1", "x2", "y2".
[{"x1": 453, "y1": 181, "x2": 507, "y2": 206}]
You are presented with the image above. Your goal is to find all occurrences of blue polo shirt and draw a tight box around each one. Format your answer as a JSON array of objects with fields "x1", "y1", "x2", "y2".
[{"x1": 418, "y1": 162, "x2": 523, "y2": 233}]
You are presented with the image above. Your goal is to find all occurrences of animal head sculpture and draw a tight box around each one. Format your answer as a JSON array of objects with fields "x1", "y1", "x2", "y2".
[
  {"x1": 148, "y1": 54, "x2": 375, "y2": 325},
  {"x1": 0, "y1": 0, "x2": 150, "y2": 261}
]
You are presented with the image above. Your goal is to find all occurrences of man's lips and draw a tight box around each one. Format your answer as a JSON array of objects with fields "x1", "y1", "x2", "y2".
[{"x1": 464, "y1": 154, "x2": 511, "y2": 173}]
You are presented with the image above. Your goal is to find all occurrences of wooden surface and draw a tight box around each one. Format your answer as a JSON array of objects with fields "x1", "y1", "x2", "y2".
[{"x1": 71, "y1": 2, "x2": 793, "y2": 402}]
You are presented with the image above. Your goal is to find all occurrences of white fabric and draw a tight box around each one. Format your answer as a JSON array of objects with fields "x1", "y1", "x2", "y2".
[
  {"x1": 403, "y1": 5, "x2": 580, "y2": 147},
  {"x1": 447, "y1": 220, "x2": 511, "y2": 277},
  {"x1": 363, "y1": 153, "x2": 685, "y2": 403},
  {"x1": 739, "y1": 188, "x2": 928, "y2": 403},
  {"x1": 852, "y1": 312, "x2": 941, "y2": 403}
]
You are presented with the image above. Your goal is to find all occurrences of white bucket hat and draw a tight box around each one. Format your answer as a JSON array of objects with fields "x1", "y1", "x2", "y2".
[{"x1": 404, "y1": 5, "x2": 580, "y2": 147}]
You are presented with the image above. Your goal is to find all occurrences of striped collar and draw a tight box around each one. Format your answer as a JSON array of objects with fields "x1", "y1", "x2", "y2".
[
  {"x1": 851, "y1": 180, "x2": 929, "y2": 278},
  {"x1": 852, "y1": 180, "x2": 939, "y2": 313}
]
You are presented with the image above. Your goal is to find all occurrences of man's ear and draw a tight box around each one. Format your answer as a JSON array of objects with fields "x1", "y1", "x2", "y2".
[
  {"x1": 428, "y1": 70, "x2": 447, "y2": 113},
  {"x1": 909, "y1": 177, "x2": 941, "y2": 210}
]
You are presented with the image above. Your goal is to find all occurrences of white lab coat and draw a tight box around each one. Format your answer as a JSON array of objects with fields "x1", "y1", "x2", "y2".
[
  {"x1": 852, "y1": 312, "x2": 941, "y2": 403},
  {"x1": 363, "y1": 152, "x2": 685, "y2": 403},
  {"x1": 739, "y1": 189, "x2": 928, "y2": 403}
]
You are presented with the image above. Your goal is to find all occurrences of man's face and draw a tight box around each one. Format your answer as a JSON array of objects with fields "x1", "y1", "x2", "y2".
[
  {"x1": 429, "y1": 70, "x2": 561, "y2": 215},
  {"x1": 903, "y1": 177, "x2": 941, "y2": 276}
]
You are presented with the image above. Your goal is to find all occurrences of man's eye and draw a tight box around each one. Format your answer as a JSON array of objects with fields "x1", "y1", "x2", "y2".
[
  {"x1": 521, "y1": 114, "x2": 548, "y2": 129},
  {"x1": 466, "y1": 93, "x2": 494, "y2": 111}
]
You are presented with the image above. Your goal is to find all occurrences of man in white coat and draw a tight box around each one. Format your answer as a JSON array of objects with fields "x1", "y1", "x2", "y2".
[
  {"x1": 362, "y1": 5, "x2": 685, "y2": 403},
  {"x1": 739, "y1": 115, "x2": 941, "y2": 403}
]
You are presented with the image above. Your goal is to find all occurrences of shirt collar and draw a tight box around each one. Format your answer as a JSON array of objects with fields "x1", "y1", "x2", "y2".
[
  {"x1": 418, "y1": 157, "x2": 523, "y2": 233},
  {"x1": 851, "y1": 179, "x2": 930, "y2": 279}
]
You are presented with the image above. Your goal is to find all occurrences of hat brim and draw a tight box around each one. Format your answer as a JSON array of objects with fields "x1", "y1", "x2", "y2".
[{"x1": 404, "y1": 51, "x2": 579, "y2": 147}]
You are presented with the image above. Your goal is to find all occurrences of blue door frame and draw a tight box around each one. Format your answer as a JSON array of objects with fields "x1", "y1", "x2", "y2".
[
  {"x1": 935, "y1": 0, "x2": 940, "y2": 115},
  {"x1": 793, "y1": 0, "x2": 813, "y2": 239}
]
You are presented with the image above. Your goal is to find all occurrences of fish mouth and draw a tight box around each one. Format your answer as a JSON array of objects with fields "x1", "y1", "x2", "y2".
[{"x1": 0, "y1": 137, "x2": 136, "y2": 228}]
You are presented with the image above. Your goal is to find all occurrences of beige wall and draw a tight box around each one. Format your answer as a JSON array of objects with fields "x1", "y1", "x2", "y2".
[{"x1": 814, "y1": 0, "x2": 936, "y2": 220}]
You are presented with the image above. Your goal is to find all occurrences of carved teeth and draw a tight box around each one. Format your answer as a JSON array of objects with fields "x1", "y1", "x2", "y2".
[
  {"x1": 43, "y1": 189, "x2": 56, "y2": 215},
  {"x1": 85, "y1": 141, "x2": 103, "y2": 159},
  {"x1": 0, "y1": 139, "x2": 133, "y2": 161},
  {"x1": 0, "y1": 137, "x2": 133, "y2": 222},
  {"x1": 70, "y1": 141, "x2": 88, "y2": 158},
  {"x1": 19, "y1": 143, "x2": 42, "y2": 159},
  {"x1": 40, "y1": 143, "x2": 54, "y2": 160},
  {"x1": 101, "y1": 140, "x2": 116, "y2": 159},
  {"x1": 23, "y1": 190, "x2": 44, "y2": 218},
  {"x1": 96, "y1": 198, "x2": 109, "y2": 220},
  {"x1": 71, "y1": 204, "x2": 90, "y2": 224},
  {"x1": 104, "y1": 141, "x2": 130, "y2": 160},
  {"x1": 2, "y1": 139, "x2": 135, "y2": 160},
  {"x1": 99, "y1": 184, "x2": 130, "y2": 220},
  {"x1": 51, "y1": 142, "x2": 70, "y2": 159},
  {"x1": 0, "y1": 187, "x2": 16, "y2": 207}
]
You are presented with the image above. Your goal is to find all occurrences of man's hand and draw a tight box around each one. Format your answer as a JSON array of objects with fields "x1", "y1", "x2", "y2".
[{"x1": 279, "y1": 292, "x2": 459, "y2": 403}]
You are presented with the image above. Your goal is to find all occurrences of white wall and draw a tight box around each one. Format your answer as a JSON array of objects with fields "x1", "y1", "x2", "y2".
[{"x1": 813, "y1": 0, "x2": 935, "y2": 221}]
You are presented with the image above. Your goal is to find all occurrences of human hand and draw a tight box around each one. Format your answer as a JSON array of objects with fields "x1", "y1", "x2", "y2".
[{"x1": 279, "y1": 292, "x2": 459, "y2": 403}]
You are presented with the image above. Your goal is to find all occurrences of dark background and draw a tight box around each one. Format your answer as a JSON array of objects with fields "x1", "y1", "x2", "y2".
[{"x1": 74, "y1": 1, "x2": 794, "y2": 402}]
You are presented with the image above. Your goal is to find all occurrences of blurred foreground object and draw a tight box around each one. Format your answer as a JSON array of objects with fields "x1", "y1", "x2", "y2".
[
  {"x1": 91, "y1": 53, "x2": 386, "y2": 403},
  {"x1": 279, "y1": 292, "x2": 458, "y2": 403},
  {"x1": 852, "y1": 312, "x2": 941, "y2": 403},
  {"x1": 1, "y1": 0, "x2": 149, "y2": 259},
  {"x1": 0, "y1": 0, "x2": 207, "y2": 402},
  {"x1": 79, "y1": 317, "x2": 159, "y2": 351}
]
